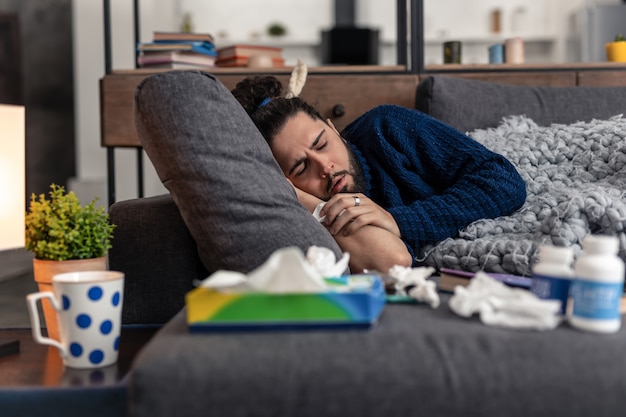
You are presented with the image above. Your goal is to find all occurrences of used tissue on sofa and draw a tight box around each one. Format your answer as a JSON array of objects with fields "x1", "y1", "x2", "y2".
[
  {"x1": 448, "y1": 272, "x2": 562, "y2": 330},
  {"x1": 186, "y1": 247, "x2": 386, "y2": 331}
]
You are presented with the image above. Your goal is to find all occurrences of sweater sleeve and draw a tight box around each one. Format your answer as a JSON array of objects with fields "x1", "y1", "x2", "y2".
[{"x1": 343, "y1": 105, "x2": 527, "y2": 253}]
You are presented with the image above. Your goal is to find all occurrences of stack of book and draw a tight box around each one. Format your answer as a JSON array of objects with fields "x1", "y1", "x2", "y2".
[
  {"x1": 137, "y1": 31, "x2": 217, "y2": 69},
  {"x1": 216, "y1": 44, "x2": 284, "y2": 68}
]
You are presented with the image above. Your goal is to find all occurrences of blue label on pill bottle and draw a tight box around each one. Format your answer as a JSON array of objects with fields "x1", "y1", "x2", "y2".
[
  {"x1": 531, "y1": 274, "x2": 571, "y2": 315},
  {"x1": 570, "y1": 279, "x2": 623, "y2": 320}
]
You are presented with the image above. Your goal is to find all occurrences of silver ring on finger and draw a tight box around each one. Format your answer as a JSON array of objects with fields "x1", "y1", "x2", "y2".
[{"x1": 353, "y1": 196, "x2": 360, "y2": 207}]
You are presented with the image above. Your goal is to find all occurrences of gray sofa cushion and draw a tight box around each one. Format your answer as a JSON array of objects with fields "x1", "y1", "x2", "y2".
[
  {"x1": 416, "y1": 75, "x2": 626, "y2": 132},
  {"x1": 128, "y1": 301, "x2": 626, "y2": 417},
  {"x1": 109, "y1": 194, "x2": 204, "y2": 324},
  {"x1": 134, "y1": 71, "x2": 342, "y2": 275}
]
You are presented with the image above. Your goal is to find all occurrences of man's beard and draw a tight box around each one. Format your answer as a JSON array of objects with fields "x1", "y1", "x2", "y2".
[{"x1": 325, "y1": 144, "x2": 367, "y2": 199}]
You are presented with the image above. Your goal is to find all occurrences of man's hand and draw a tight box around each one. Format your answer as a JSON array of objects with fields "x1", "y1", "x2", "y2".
[
  {"x1": 320, "y1": 193, "x2": 402, "y2": 238},
  {"x1": 288, "y1": 184, "x2": 412, "y2": 272}
]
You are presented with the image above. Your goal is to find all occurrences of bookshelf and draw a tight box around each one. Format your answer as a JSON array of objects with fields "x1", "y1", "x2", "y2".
[{"x1": 100, "y1": 0, "x2": 424, "y2": 205}]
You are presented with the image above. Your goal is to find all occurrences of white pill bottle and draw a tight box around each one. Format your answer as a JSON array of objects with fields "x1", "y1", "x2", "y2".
[
  {"x1": 530, "y1": 245, "x2": 574, "y2": 316},
  {"x1": 570, "y1": 235, "x2": 625, "y2": 333}
]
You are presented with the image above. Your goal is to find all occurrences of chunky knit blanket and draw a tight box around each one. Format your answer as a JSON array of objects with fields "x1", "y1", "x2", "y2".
[{"x1": 418, "y1": 114, "x2": 626, "y2": 276}]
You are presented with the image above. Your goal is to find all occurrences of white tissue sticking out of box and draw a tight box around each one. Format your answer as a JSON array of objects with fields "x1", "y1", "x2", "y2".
[
  {"x1": 197, "y1": 246, "x2": 349, "y2": 294},
  {"x1": 306, "y1": 245, "x2": 350, "y2": 277}
]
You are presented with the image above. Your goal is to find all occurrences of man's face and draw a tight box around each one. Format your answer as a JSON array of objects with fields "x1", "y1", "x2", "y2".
[{"x1": 271, "y1": 112, "x2": 364, "y2": 201}]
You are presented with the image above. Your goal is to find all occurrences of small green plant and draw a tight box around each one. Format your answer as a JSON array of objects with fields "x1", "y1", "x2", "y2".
[
  {"x1": 267, "y1": 23, "x2": 287, "y2": 37},
  {"x1": 615, "y1": 34, "x2": 626, "y2": 42},
  {"x1": 25, "y1": 184, "x2": 115, "y2": 261}
]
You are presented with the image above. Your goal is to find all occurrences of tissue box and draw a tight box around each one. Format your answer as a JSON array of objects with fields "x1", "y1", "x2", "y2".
[{"x1": 186, "y1": 274, "x2": 386, "y2": 331}]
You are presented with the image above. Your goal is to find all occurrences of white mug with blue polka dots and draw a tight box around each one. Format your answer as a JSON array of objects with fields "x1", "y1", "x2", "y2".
[{"x1": 26, "y1": 270, "x2": 125, "y2": 369}]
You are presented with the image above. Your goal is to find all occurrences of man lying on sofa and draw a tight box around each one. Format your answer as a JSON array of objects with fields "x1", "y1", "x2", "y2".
[{"x1": 230, "y1": 68, "x2": 527, "y2": 273}]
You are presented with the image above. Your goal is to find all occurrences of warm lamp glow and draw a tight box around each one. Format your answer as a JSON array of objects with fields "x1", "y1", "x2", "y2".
[{"x1": 0, "y1": 104, "x2": 25, "y2": 250}]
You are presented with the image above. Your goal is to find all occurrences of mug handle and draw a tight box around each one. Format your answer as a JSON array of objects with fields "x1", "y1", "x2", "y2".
[{"x1": 26, "y1": 292, "x2": 68, "y2": 358}]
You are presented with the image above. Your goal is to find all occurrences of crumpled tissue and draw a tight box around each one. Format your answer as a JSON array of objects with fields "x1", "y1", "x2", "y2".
[
  {"x1": 312, "y1": 202, "x2": 328, "y2": 223},
  {"x1": 387, "y1": 265, "x2": 440, "y2": 308},
  {"x1": 305, "y1": 245, "x2": 350, "y2": 278},
  {"x1": 197, "y1": 246, "x2": 349, "y2": 293},
  {"x1": 448, "y1": 272, "x2": 562, "y2": 330}
]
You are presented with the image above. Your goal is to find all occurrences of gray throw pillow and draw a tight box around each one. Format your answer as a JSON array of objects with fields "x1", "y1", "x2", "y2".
[
  {"x1": 134, "y1": 71, "x2": 342, "y2": 273},
  {"x1": 416, "y1": 75, "x2": 626, "y2": 133}
]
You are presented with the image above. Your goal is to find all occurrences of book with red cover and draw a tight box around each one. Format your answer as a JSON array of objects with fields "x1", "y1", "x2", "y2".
[
  {"x1": 217, "y1": 44, "x2": 283, "y2": 60},
  {"x1": 438, "y1": 267, "x2": 532, "y2": 292},
  {"x1": 216, "y1": 56, "x2": 285, "y2": 68}
]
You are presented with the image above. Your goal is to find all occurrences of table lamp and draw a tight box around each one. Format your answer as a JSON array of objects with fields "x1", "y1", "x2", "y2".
[{"x1": 0, "y1": 104, "x2": 25, "y2": 251}]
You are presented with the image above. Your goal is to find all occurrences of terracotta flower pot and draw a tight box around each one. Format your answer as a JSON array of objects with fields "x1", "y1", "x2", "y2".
[
  {"x1": 606, "y1": 41, "x2": 626, "y2": 62},
  {"x1": 32, "y1": 257, "x2": 107, "y2": 341}
]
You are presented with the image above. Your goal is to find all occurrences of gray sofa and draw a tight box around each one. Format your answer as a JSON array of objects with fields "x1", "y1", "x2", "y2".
[{"x1": 109, "y1": 73, "x2": 626, "y2": 417}]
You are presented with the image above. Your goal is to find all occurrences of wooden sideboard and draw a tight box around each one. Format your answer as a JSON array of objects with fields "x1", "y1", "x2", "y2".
[
  {"x1": 100, "y1": 63, "x2": 626, "y2": 149},
  {"x1": 101, "y1": 67, "x2": 418, "y2": 148}
]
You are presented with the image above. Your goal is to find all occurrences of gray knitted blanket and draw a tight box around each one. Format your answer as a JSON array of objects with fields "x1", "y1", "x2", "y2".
[{"x1": 419, "y1": 115, "x2": 626, "y2": 276}]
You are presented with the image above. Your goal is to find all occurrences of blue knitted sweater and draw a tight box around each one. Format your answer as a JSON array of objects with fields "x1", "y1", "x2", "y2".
[{"x1": 341, "y1": 105, "x2": 527, "y2": 262}]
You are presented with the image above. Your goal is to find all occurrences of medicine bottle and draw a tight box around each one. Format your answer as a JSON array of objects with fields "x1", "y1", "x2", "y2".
[
  {"x1": 570, "y1": 235, "x2": 625, "y2": 333},
  {"x1": 530, "y1": 245, "x2": 574, "y2": 315}
]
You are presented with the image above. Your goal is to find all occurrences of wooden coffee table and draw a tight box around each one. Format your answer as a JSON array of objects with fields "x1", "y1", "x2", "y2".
[
  {"x1": 0, "y1": 326, "x2": 158, "y2": 417},
  {"x1": 0, "y1": 327, "x2": 157, "y2": 387}
]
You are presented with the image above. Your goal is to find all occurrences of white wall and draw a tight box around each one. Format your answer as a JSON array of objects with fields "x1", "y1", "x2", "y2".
[
  {"x1": 179, "y1": 0, "x2": 333, "y2": 43},
  {"x1": 72, "y1": 0, "x2": 178, "y2": 205},
  {"x1": 71, "y1": 0, "x2": 621, "y2": 206}
]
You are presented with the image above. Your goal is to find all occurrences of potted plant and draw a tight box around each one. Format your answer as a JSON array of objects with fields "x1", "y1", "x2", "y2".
[
  {"x1": 606, "y1": 34, "x2": 626, "y2": 62},
  {"x1": 25, "y1": 184, "x2": 115, "y2": 340},
  {"x1": 267, "y1": 22, "x2": 287, "y2": 37}
]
